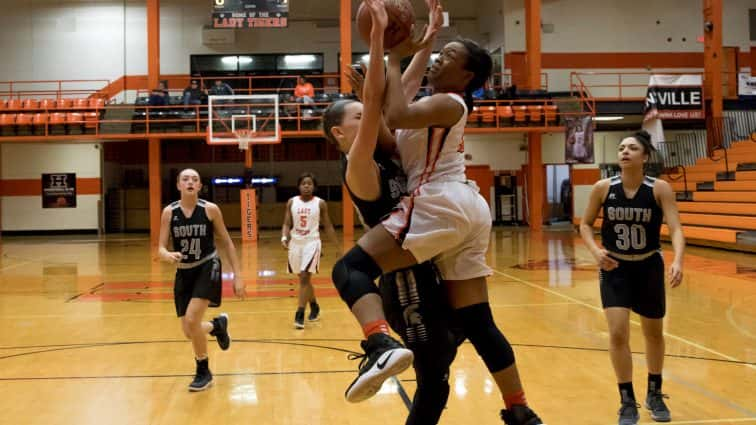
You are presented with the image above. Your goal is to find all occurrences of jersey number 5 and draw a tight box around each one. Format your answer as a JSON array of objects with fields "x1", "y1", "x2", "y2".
[
  {"x1": 299, "y1": 215, "x2": 308, "y2": 228},
  {"x1": 614, "y1": 224, "x2": 647, "y2": 251},
  {"x1": 180, "y1": 238, "x2": 201, "y2": 260}
]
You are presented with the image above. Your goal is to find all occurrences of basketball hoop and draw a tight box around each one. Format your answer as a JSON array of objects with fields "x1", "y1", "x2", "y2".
[{"x1": 234, "y1": 129, "x2": 256, "y2": 150}]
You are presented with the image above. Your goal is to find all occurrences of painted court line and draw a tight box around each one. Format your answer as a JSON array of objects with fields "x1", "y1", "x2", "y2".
[{"x1": 491, "y1": 268, "x2": 756, "y2": 370}]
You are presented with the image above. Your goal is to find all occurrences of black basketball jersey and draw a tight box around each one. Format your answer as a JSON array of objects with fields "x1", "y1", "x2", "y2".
[
  {"x1": 170, "y1": 199, "x2": 216, "y2": 264},
  {"x1": 601, "y1": 175, "x2": 663, "y2": 255},
  {"x1": 342, "y1": 152, "x2": 408, "y2": 228}
]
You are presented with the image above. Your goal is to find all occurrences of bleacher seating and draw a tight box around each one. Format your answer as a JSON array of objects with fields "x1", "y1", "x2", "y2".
[{"x1": 659, "y1": 140, "x2": 756, "y2": 248}]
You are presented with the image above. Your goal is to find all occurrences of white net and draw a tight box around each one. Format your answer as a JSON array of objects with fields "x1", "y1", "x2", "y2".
[{"x1": 234, "y1": 130, "x2": 256, "y2": 150}]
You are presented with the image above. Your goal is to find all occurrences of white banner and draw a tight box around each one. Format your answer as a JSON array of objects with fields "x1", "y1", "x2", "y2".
[
  {"x1": 738, "y1": 73, "x2": 756, "y2": 96},
  {"x1": 644, "y1": 74, "x2": 704, "y2": 120}
]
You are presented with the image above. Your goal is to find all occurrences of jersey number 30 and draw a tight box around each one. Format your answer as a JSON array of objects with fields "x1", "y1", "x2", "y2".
[
  {"x1": 614, "y1": 224, "x2": 646, "y2": 250},
  {"x1": 180, "y1": 238, "x2": 202, "y2": 260}
]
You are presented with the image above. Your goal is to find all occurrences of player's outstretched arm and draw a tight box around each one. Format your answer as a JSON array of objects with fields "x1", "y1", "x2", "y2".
[{"x1": 345, "y1": 0, "x2": 387, "y2": 201}]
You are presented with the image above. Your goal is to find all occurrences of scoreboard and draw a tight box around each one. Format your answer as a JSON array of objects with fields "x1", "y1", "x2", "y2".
[{"x1": 212, "y1": 0, "x2": 289, "y2": 28}]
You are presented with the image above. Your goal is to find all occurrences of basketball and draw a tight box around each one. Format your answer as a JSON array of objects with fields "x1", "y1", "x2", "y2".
[{"x1": 356, "y1": 0, "x2": 415, "y2": 49}]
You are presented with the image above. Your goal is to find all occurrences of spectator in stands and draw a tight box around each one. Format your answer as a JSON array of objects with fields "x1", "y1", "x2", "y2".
[
  {"x1": 294, "y1": 76, "x2": 315, "y2": 104},
  {"x1": 148, "y1": 88, "x2": 167, "y2": 106},
  {"x1": 183, "y1": 80, "x2": 203, "y2": 105},
  {"x1": 158, "y1": 81, "x2": 169, "y2": 97},
  {"x1": 207, "y1": 79, "x2": 234, "y2": 96}
]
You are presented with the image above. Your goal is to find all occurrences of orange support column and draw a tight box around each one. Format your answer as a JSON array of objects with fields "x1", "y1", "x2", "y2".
[
  {"x1": 525, "y1": 0, "x2": 544, "y2": 230},
  {"x1": 703, "y1": 0, "x2": 723, "y2": 153},
  {"x1": 147, "y1": 0, "x2": 160, "y2": 90},
  {"x1": 147, "y1": 0, "x2": 161, "y2": 246},
  {"x1": 527, "y1": 134, "x2": 544, "y2": 230},
  {"x1": 148, "y1": 138, "x2": 162, "y2": 244},
  {"x1": 340, "y1": 0, "x2": 354, "y2": 238},
  {"x1": 525, "y1": 0, "x2": 541, "y2": 91}
]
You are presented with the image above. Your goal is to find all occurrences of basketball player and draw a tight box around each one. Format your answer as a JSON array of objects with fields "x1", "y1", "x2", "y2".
[
  {"x1": 281, "y1": 172, "x2": 338, "y2": 329},
  {"x1": 580, "y1": 130, "x2": 684, "y2": 425},
  {"x1": 157, "y1": 168, "x2": 246, "y2": 391},
  {"x1": 324, "y1": 2, "x2": 460, "y2": 422},
  {"x1": 328, "y1": 1, "x2": 543, "y2": 423}
]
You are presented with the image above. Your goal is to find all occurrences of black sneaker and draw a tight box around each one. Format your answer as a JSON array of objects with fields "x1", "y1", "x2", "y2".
[
  {"x1": 308, "y1": 302, "x2": 320, "y2": 322},
  {"x1": 645, "y1": 391, "x2": 671, "y2": 422},
  {"x1": 209, "y1": 313, "x2": 231, "y2": 351},
  {"x1": 344, "y1": 333, "x2": 413, "y2": 403},
  {"x1": 500, "y1": 405, "x2": 544, "y2": 425},
  {"x1": 188, "y1": 358, "x2": 213, "y2": 392},
  {"x1": 618, "y1": 400, "x2": 640, "y2": 425},
  {"x1": 294, "y1": 309, "x2": 305, "y2": 329}
]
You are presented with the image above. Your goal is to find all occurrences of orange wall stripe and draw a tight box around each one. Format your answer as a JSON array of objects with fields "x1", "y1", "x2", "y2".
[
  {"x1": 1, "y1": 178, "x2": 101, "y2": 196},
  {"x1": 571, "y1": 168, "x2": 600, "y2": 185}
]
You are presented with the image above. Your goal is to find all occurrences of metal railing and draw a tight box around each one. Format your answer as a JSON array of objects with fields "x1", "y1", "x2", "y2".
[
  {"x1": 570, "y1": 71, "x2": 738, "y2": 101},
  {"x1": 0, "y1": 79, "x2": 111, "y2": 100},
  {"x1": 724, "y1": 110, "x2": 756, "y2": 141},
  {"x1": 0, "y1": 95, "x2": 594, "y2": 141}
]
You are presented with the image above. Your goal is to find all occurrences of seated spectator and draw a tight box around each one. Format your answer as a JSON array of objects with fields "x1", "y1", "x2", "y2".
[
  {"x1": 207, "y1": 79, "x2": 234, "y2": 96},
  {"x1": 147, "y1": 88, "x2": 167, "y2": 106},
  {"x1": 158, "y1": 81, "x2": 169, "y2": 97},
  {"x1": 294, "y1": 76, "x2": 315, "y2": 104},
  {"x1": 182, "y1": 80, "x2": 203, "y2": 105},
  {"x1": 472, "y1": 86, "x2": 485, "y2": 100}
]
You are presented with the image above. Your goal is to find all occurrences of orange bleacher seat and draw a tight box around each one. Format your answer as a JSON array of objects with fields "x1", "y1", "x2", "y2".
[
  {"x1": 32, "y1": 113, "x2": 48, "y2": 126},
  {"x1": 497, "y1": 105, "x2": 513, "y2": 126},
  {"x1": 66, "y1": 112, "x2": 84, "y2": 124},
  {"x1": 49, "y1": 112, "x2": 66, "y2": 125},
  {"x1": 468, "y1": 106, "x2": 481, "y2": 125},
  {"x1": 513, "y1": 106, "x2": 527, "y2": 125},
  {"x1": 56, "y1": 99, "x2": 72, "y2": 109},
  {"x1": 0, "y1": 114, "x2": 15, "y2": 126},
  {"x1": 481, "y1": 106, "x2": 496, "y2": 126},
  {"x1": 89, "y1": 98, "x2": 105, "y2": 109},
  {"x1": 39, "y1": 99, "x2": 56, "y2": 110},
  {"x1": 527, "y1": 105, "x2": 543, "y2": 124},
  {"x1": 15, "y1": 113, "x2": 33, "y2": 126},
  {"x1": 544, "y1": 104, "x2": 558, "y2": 124},
  {"x1": 73, "y1": 99, "x2": 89, "y2": 109},
  {"x1": 83, "y1": 111, "x2": 98, "y2": 129},
  {"x1": 22, "y1": 99, "x2": 40, "y2": 110},
  {"x1": 0, "y1": 100, "x2": 6, "y2": 110},
  {"x1": 6, "y1": 99, "x2": 22, "y2": 110}
]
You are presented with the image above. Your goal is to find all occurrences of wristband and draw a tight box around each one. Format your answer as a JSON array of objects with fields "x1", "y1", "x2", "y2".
[{"x1": 281, "y1": 235, "x2": 288, "y2": 242}]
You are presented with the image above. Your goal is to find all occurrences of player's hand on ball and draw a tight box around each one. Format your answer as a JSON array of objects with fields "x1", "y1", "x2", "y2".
[
  {"x1": 423, "y1": 0, "x2": 444, "y2": 43},
  {"x1": 364, "y1": 0, "x2": 388, "y2": 32},
  {"x1": 669, "y1": 261, "x2": 683, "y2": 287}
]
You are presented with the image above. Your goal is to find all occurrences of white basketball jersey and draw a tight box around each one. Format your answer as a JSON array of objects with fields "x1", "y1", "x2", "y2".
[
  {"x1": 395, "y1": 93, "x2": 468, "y2": 192},
  {"x1": 290, "y1": 196, "x2": 321, "y2": 242}
]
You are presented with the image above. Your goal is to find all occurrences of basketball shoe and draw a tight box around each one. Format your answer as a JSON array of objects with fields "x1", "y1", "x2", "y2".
[
  {"x1": 188, "y1": 358, "x2": 213, "y2": 392},
  {"x1": 500, "y1": 405, "x2": 544, "y2": 425},
  {"x1": 210, "y1": 313, "x2": 230, "y2": 350},
  {"x1": 344, "y1": 333, "x2": 413, "y2": 403}
]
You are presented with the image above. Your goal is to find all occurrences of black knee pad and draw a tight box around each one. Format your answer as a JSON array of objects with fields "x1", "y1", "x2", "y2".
[
  {"x1": 456, "y1": 303, "x2": 516, "y2": 373},
  {"x1": 331, "y1": 245, "x2": 381, "y2": 309}
]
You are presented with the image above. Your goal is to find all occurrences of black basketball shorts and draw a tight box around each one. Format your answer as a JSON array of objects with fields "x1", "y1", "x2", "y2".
[
  {"x1": 174, "y1": 257, "x2": 222, "y2": 317},
  {"x1": 599, "y1": 252, "x2": 665, "y2": 319}
]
